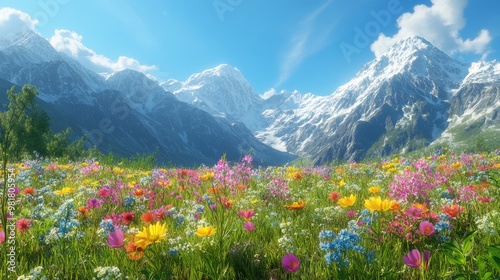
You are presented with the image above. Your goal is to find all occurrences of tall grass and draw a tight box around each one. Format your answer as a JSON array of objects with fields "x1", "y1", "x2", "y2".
[{"x1": 1, "y1": 151, "x2": 499, "y2": 279}]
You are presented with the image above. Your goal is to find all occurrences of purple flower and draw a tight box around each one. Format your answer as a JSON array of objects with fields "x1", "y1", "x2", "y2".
[
  {"x1": 87, "y1": 198, "x2": 104, "y2": 209},
  {"x1": 243, "y1": 221, "x2": 255, "y2": 231},
  {"x1": 107, "y1": 228, "x2": 124, "y2": 248},
  {"x1": 403, "y1": 249, "x2": 430, "y2": 270},
  {"x1": 282, "y1": 253, "x2": 300, "y2": 272}
]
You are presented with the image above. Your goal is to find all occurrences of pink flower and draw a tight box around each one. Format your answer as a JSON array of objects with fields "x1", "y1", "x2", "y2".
[
  {"x1": 0, "y1": 231, "x2": 5, "y2": 244},
  {"x1": 282, "y1": 253, "x2": 300, "y2": 272},
  {"x1": 403, "y1": 249, "x2": 430, "y2": 270},
  {"x1": 107, "y1": 229, "x2": 125, "y2": 248},
  {"x1": 418, "y1": 221, "x2": 435, "y2": 236},
  {"x1": 97, "y1": 188, "x2": 110, "y2": 197},
  {"x1": 238, "y1": 209, "x2": 255, "y2": 221},
  {"x1": 243, "y1": 221, "x2": 255, "y2": 231}
]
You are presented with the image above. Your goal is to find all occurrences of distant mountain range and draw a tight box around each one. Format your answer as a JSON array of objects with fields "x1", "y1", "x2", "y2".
[
  {"x1": 0, "y1": 32, "x2": 498, "y2": 165},
  {"x1": 0, "y1": 30, "x2": 294, "y2": 166},
  {"x1": 164, "y1": 37, "x2": 500, "y2": 163}
]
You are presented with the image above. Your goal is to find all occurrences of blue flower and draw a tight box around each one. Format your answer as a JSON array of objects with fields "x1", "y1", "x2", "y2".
[
  {"x1": 123, "y1": 195, "x2": 135, "y2": 208},
  {"x1": 435, "y1": 221, "x2": 452, "y2": 232}
]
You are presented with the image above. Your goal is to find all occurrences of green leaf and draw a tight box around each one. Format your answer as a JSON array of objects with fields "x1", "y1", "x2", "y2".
[
  {"x1": 488, "y1": 256, "x2": 500, "y2": 270},
  {"x1": 481, "y1": 272, "x2": 492, "y2": 280},
  {"x1": 462, "y1": 232, "x2": 476, "y2": 256},
  {"x1": 487, "y1": 244, "x2": 500, "y2": 257},
  {"x1": 451, "y1": 274, "x2": 467, "y2": 280}
]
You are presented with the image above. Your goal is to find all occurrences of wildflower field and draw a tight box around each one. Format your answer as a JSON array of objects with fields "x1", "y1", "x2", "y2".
[{"x1": 1, "y1": 151, "x2": 499, "y2": 279}]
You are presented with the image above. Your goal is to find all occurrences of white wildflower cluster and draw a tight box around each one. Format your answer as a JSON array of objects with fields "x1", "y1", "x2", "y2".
[
  {"x1": 93, "y1": 266, "x2": 122, "y2": 280},
  {"x1": 475, "y1": 210, "x2": 499, "y2": 236},
  {"x1": 17, "y1": 266, "x2": 46, "y2": 280},
  {"x1": 278, "y1": 220, "x2": 295, "y2": 252},
  {"x1": 168, "y1": 236, "x2": 195, "y2": 253},
  {"x1": 344, "y1": 183, "x2": 361, "y2": 192},
  {"x1": 314, "y1": 206, "x2": 345, "y2": 223}
]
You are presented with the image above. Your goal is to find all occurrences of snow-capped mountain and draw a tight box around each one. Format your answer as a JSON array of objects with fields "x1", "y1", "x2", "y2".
[
  {"x1": 168, "y1": 37, "x2": 499, "y2": 163},
  {"x1": 0, "y1": 31, "x2": 295, "y2": 166},
  {"x1": 1, "y1": 30, "x2": 498, "y2": 165},
  {"x1": 162, "y1": 64, "x2": 267, "y2": 131}
]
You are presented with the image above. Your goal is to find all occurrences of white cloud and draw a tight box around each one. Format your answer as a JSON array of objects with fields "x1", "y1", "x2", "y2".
[
  {"x1": 50, "y1": 29, "x2": 157, "y2": 74},
  {"x1": 370, "y1": 0, "x2": 491, "y2": 58},
  {"x1": 0, "y1": 8, "x2": 38, "y2": 38},
  {"x1": 276, "y1": 1, "x2": 336, "y2": 88}
]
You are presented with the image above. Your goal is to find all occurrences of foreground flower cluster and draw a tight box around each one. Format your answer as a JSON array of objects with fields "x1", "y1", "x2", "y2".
[{"x1": 1, "y1": 151, "x2": 499, "y2": 279}]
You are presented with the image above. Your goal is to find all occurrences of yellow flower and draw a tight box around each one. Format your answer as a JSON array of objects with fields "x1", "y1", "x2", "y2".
[
  {"x1": 284, "y1": 200, "x2": 307, "y2": 210},
  {"x1": 200, "y1": 172, "x2": 215, "y2": 181},
  {"x1": 368, "y1": 186, "x2": 381, "y2": 194},
  {"x1": 134, "y1": 222, "x2": 168, "y2": 249},
  {"x1": 54, "y1": 187, "x2": 75, "y2": 195},
  {"x1": 196, "y1": 225, "x2": 216, "y2": 237},
  {"x1": 364, "y1": 196, "x2": 397, "y2": 212},
  {"x1": 337, "y1": 194, "x2": 356, "y2": 208}
]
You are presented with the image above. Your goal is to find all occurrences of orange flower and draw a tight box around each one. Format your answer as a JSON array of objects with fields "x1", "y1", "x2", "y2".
[
  {"x1": 141, "y1": 211, "x2": 155, "y2": 224},
  {"x1": 77, "y1": 206, "x2": 90, "y2": 218},
  {"x1": 285, "y1": 201, "x2": 307, "y2": 210},
  {"x1": 442, "y1": 204, "x2": 464, "y2": 218},
  {"x1": 133, "y1": 188, "x2": 144, "y2": 197},
  {"x1": 125, "y1": 241, "x2": 144, "y2": 260},
  {"x1": 208, "y1": 187, "x2": 222, "y2": 194},
  {"x1": 411, "y1": 203, "x2": 429, "y2": 214},
  {"x1": 23, "y1": 187, "x2": 36, "y2": 196}
]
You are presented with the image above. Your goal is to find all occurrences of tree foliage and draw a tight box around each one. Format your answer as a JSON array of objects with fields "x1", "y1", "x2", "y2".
[{"x1": 0, "y1": 85, "x2": 87, "y2": 160}]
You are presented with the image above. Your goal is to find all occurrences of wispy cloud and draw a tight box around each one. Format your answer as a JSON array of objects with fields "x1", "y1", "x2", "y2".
[
  {"x1": 275, "y1": 1, "x2": 336, "y2": 88},
  {"x1": 371, "y1": 0, "x2": 491, "y2": 58}
]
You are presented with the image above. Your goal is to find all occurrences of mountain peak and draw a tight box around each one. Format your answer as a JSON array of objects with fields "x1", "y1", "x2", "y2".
[
  {"x1": 185, "y1": 64, "x2": 246, "y2": 85},
  {"x1": 0, "y1": 29, "x2": 61, "y2": 62},
  {"x1": 383, "y1": 36, "x2": 440, "y2": 61}
]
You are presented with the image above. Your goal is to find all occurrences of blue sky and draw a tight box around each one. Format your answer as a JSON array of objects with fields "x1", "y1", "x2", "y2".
[{"x1": 1, "y1": 0, "x2": 499, "y2": 95}]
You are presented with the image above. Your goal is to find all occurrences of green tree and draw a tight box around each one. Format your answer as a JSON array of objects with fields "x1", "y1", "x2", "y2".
[
  {"x1": 0, "y1": 85, "x2": 39, "y2": 271},
  {"x1": 0, "y1": 85, "x2": 51, "y2": 159}
]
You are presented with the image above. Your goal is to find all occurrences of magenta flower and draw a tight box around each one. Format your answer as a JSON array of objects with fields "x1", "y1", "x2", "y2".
[
  {"x1": 107, "y1": 228, "x2": 124, "y2": 248},
  {"x1": 243, "y1": 221, "x2": 255, "y2": 231},
  {"x1": 87, "y1": 198, "x2": 104, "y2": 209},
  {"x1": 282, "y1": 253, "x2": 300, "y2": 272},
  {"x1": 418, "y1": 221, "x2": 435, "y2": 236},
  {"x1": 0, "y1": 231, "x2": 4, "y2": 244},
  {"x1": 403, "y1": 249, "x2": 430, "y2": 270}
]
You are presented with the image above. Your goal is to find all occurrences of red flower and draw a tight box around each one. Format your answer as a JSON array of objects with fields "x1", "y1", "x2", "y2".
[
  {"x1": 16, "y1": 219, "x2": 31, "y2": 232},
  {"x1": 478, "y1": 197, "x2": 491, "y2": 203},
  {"x1": 329, "y1": 191, "x2": 341, "y2": 203},
  {"x1": 121, "y1": 212, "x2": 135, "y2": 225}
]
